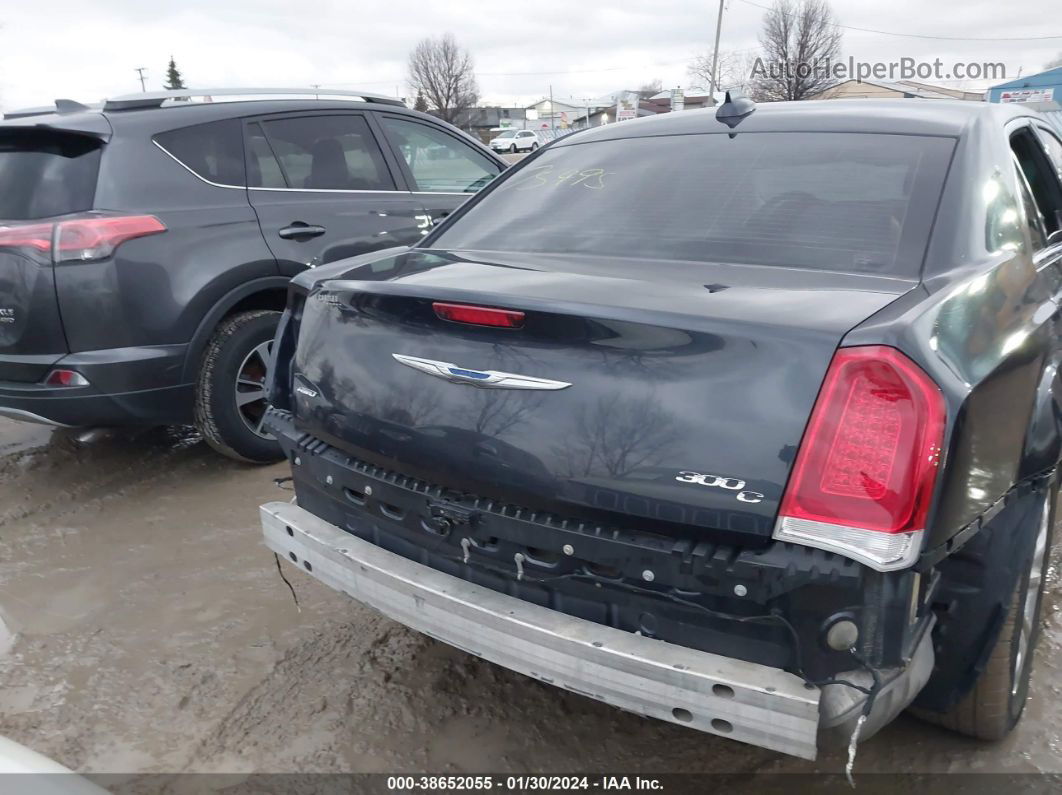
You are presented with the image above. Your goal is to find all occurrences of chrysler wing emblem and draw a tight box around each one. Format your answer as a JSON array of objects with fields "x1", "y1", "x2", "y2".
[{"x1": 392, "y1": 354, "x2": 571, "y2": 391}]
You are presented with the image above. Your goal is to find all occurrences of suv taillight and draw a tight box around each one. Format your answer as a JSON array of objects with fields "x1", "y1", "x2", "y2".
[
  {"x1": 0, "y1": 223, "x2": 54, "y2": 253},
  {"x1": 56, "y1": 216, "x2": 166, "y2": 262},
  {"x1": 773, "y1": 346, "x2": 945, "y2": 571},
  {"x1": 0, "y1": 215, "x2": 166, "y2": 262}
]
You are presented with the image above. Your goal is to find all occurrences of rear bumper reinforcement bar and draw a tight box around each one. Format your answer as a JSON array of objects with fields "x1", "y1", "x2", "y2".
[{"x1": 261, "y1": 500, "x2": 821, "y2": 759}]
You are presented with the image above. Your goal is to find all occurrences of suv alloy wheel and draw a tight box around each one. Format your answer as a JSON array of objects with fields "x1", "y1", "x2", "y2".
[{"x1": 194, "y1": 310, "x2": 284, "y2": 463}]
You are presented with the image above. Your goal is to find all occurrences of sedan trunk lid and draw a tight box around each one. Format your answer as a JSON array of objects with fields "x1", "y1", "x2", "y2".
[{"x1": 287, "y1": 249, "x2": 914, "y2": 545}]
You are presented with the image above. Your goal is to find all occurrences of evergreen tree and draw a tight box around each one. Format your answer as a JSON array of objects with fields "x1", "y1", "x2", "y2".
[
  {"x1": 164, "y1": 57, "x2": 186, "y2": 90},
  {"x1": 413, "y1": 92, "x2": 428, "y2": 112}
]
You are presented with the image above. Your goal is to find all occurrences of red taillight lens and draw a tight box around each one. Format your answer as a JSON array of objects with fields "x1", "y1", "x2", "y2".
[
  {"x1": 433, "y1": 302, "x2": 525, "y2": 328},
  {"x1": 43, "y1": 369, "x2": 89, "y2": 387},
  {"x1": 0, "y1": 223, "x2": 54, "y2": 253},
  {"x1": 56, "y1": 215, "x2": 166, "y2": 262},
  {"x1": 0, "y1": 216, "x2": 166, "y2": 263},
  {"x1": 774, "y1": 346, "x2": 945, "y2": 571}
]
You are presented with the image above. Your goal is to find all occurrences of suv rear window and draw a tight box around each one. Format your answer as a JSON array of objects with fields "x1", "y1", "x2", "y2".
[
  {"x1": 432, "y1": 132, "x2": 955, "y2": 276},
  {"x1": 0, "y1": 131, "x2": 101, "y2": 220},
  {"x1": 155, "y1": 119, "x2": 245, "y2": 187}
]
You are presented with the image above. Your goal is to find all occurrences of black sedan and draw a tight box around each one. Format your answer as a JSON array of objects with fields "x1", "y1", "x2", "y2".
[{"x1": 260, "y1": 96, "x2": 1062, "y2": 759}]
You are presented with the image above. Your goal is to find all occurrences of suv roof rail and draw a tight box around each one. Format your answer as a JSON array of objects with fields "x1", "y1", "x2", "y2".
[{"x1": 102, "y1": 87, "x2": 407, "y2": 112}]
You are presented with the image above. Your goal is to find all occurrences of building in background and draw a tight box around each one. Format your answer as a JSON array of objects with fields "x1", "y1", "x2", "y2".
[
  {"x1": 811, "y1": 79, "x2": 974, "y2": 100},
  {"x1": 450, "y1": 106, "x2": 529, "y2": 143},
  {"x1": 987, "y1": 67, "x2": 1062, "y2": 104},
  {"x1": 643, "y1": 88, "x2": 717, "y2": 112},
  {"x1": 524, "y1": 97, "x2": 588, "y2": 133},
  {"x1": 898, "y1": 81, "x2": 983, "y2": 101}
]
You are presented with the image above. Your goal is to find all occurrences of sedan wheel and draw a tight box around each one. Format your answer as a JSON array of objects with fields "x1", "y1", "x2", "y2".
[
  {"x1": 1011, "y1": 490, "x2": 1051, "y2": 697},
  {"x1": 912, "y1": 481, "x2": 1055, "y2": 739}
]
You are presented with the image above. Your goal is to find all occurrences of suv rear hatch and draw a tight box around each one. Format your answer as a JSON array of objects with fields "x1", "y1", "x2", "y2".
[
  {"x1": 0, "y1": 127, "x2": 103, "y2": 381},
  {"x1": 285, "y1": 251, "x2": 914, "y2": 545}
]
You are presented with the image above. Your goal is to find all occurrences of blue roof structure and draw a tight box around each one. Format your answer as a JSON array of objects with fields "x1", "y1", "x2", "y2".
[{"x1": 987, "y1": 67, "x2": 1062, "y2": 103}]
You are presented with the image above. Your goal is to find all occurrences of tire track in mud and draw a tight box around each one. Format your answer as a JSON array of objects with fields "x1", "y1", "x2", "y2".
[
  {"x1": 0, "y1": 425, "x2": 221, "y2": 531},
  {"x1": 189, "y1": 608, "x2": 780, "y2": 776}
]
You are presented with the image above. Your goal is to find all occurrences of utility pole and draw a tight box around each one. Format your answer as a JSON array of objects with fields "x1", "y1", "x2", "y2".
[
  {"x1": 708, "y1": 0, "x2": 725, "y2": 105},
  {"x1": 549, "y1": 84, "x2": 555, "y2": 134},
  {"x1": 135, "y1": 67, "x2": 148, "y2": 92}
]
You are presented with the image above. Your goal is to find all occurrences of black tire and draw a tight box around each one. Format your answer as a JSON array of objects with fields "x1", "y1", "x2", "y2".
[
  {"x1": 194, "y1": 310, "x2": 284, "y2": 464},
  {"x1": 509, "y1": 144, "x2": 517, "y2": 154},
  {"x1": 916, "y1": 482, "x2": 1055, "y2": 739},
  {"x1": 531, "y1": 142, "x2": 539, "y2": 151}
]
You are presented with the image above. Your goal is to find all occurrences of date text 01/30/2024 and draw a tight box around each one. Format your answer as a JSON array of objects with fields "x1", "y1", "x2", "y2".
[{"x1": 385, "y1": 776, "x2": 664, "y2": 791}]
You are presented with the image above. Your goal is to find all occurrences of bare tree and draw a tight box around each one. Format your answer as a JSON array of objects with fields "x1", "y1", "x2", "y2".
[
  {"x1": 407, "y1": 34, "x2": 479, "y2": 124},
  {"x1": 749, "y1": 0, "x2": 842, "y2": 101},
  {"x1": 637, "y1": 79, "x2": 663, "y2": 99},
  {"x1": 1046, "y1": 52, "x2": 1062, "y2": 70},
  {"x1": 688, "y1": 50, "x2": 758, "y2": 97}
]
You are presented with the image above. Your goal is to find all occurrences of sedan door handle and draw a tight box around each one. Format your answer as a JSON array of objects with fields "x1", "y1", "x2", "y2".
[{"x1": 278, "y1": 223, "x2": 326, "y2": 240}]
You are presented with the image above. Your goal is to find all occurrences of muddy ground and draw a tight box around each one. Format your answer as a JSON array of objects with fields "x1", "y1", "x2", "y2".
[{"x1": 0, "y1": 416, "x2": 1059, "y2": 784}]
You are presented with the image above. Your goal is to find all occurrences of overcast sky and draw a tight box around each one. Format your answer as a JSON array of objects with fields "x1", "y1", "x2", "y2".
[{"x1": 2, "y1": 0, "x2": 1060, "y2": 110}]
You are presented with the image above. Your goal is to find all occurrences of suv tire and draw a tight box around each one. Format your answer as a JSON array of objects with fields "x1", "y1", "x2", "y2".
[
  {"x1": 915, "y1": 481, "x2": 1055, "y2": 740},
  {"x1": 194, "y1": 310, "x2": 284, "y2": 463}
]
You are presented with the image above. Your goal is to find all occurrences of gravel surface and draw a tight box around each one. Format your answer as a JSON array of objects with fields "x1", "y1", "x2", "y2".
[{"x1": 0, "y1": 417, "x2": 1059, "y2": 780}]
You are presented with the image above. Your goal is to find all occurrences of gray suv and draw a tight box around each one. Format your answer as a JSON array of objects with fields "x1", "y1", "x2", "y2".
[{"x1": 0, "y1": 88, "x2": 505, "y2": 461}]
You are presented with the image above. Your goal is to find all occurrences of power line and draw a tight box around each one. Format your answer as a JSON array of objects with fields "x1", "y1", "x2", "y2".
[{"x1": 737, "y1": 0, "x2": 1062, "y2": 41}]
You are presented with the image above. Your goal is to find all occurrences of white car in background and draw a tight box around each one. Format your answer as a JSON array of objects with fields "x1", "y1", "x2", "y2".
[{"x1": 489, "y1": 128, "x2": 540, "y2": 153}]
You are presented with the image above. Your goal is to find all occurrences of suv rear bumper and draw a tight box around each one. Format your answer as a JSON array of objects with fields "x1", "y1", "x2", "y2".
[
  {"x1": 0, "y1": 344, "x2": 193, "y2": 427},
  {"x1": 262, "y1": 500, "x2": 822, "y2": 758}
]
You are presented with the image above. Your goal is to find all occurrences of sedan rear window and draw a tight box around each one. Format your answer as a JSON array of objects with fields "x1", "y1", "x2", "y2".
[
  {"x1": 0, "y1": 131, "x2": 101, "y2": 220},
  {"x1": 431, "y1": 132, "x2": 955, "y2": 276}
]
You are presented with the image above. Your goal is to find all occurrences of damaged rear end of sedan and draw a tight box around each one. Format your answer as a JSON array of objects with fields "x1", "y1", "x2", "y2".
[{"x1": 260, "y1": 97, "x2": 1062, "y2": 761}]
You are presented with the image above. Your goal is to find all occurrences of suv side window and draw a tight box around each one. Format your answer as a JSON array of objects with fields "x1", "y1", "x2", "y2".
[
  {"x1": 155, "y1": 119, "x2": 245, "y2": 187},
  {"x1": 381, "y1": 117, "x2": 500, "y2": 193},
  {"x1": 245, "y1": 123, "x2": 286, "y2": 188},
  {"x1": 1010, "y1": 127, "x2": 1062, "y2": 247},
  {"x1": 257, "y1": 115, "x2": 394, "y2": 191}
]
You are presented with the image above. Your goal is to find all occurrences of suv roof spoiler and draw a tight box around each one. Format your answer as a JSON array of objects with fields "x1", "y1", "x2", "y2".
[
  {"x1": 102, "y1": 87, "x2": 407, "y2": 111},
  {"x1": 1, "y1": 100, "x2": 111, "y2": 141},
  {"x1": 2, "y1": 99, "x2": 96, "y2": 120}
]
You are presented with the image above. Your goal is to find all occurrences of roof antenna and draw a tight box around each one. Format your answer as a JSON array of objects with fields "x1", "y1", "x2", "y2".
[{"x1": 715, "y1": 91, "x2": 756, "y2": 137}]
